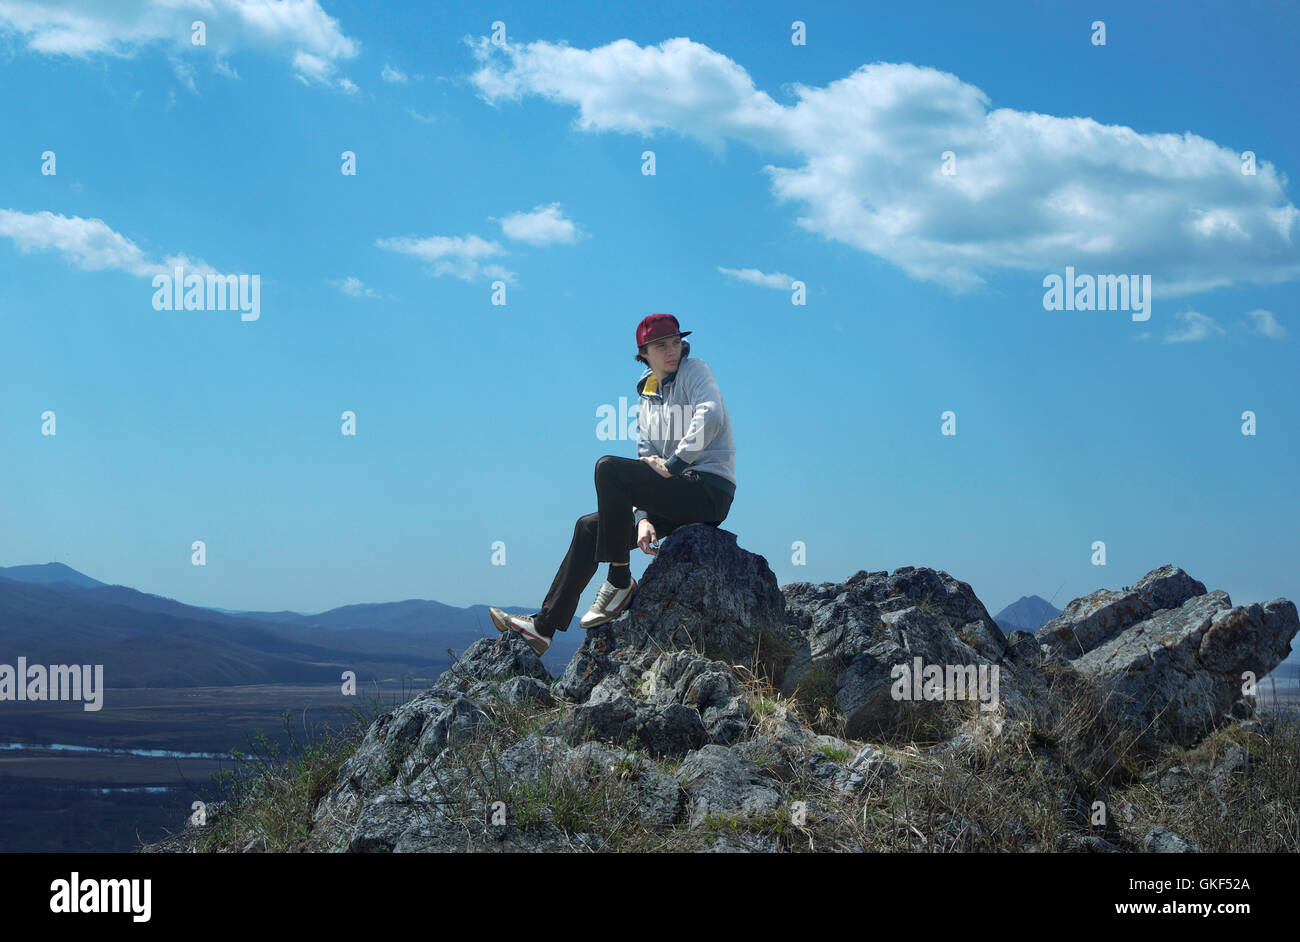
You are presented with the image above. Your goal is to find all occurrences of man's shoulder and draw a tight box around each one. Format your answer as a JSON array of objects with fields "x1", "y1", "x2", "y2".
[{"x1": 679, "y1": 357, "x2": 714, "y2": 379}]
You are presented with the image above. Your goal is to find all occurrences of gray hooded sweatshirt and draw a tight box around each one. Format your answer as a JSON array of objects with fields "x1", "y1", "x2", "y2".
[{"x1": 631, "y1": 354, "x2": 736, "y2": 526}]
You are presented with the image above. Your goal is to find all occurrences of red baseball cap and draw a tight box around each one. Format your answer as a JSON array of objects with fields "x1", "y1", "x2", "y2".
[{"x1": 636, "y1": 312, "x2": 692, "y2": 349}]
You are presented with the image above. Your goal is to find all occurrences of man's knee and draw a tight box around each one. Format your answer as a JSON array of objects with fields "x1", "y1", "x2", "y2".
[
  {"x1": 594, "y1": 454, "x2": 621, "y2": 482},
  {"x1": 576, "y1": 511, "x2": 599, "y2": 533}
]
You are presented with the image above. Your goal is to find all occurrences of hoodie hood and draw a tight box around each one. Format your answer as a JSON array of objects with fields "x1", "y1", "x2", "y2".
[{"x1": 636, "y1": 351, "x2": 687, "y2": 398}]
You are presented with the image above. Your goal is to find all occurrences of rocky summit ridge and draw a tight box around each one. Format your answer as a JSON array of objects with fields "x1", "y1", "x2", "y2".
[{"x1": 143, "y1": 524, "x2": 1299, "y2": 853}]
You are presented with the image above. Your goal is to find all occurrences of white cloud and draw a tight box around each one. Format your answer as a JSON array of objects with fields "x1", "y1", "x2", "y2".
[
  {"x1": 1245, "y1": 308, "x2": 1286, "y2": 338},
  {"x1": 0, "y1": 208, "x2": 218, "y2": 279},
  {"x1": 467, "y1": 35, "x2": 1300, "y2": 297},
  {"x1": 333, "y1": 276, "x2": 385, "y2": 298},
  {"x1": 168, "y1": 53, "x2": 196, "y2": 93},
  {"x1": 498, "y1": 203, "x2": 581, "y2": 245},
  {"x1": 717, "y1": 266, "x2": 795, "y2": 289},
  {"x1": 375, "y1": 232, "x2": 515, "y2": 283},
  {"x1": 0, "y1": 0, "x2": 360, "y2": 91},
  {"x1": 1162, "y1": 309, "x2": 1226, "y2": 343},
  {"x1": 406, "y1": 107, "x2": 436, "y2": 125},
  {"x1": 382, "y1": 63, "x2": 407, "y2": 83}
]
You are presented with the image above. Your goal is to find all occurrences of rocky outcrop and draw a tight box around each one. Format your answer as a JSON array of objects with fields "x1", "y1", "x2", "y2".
[
  {"x1": 779, "y1": 566, "x2": 1010, "y2": 740},
  {"x1": 144, "y1": 527, "x2": 1297, "y2": 854},
  {"x1": 1037, "y1": 567, "x2": 1298, "y2": 748},
  {"x1": 1036, "y1": 565, "x2": 1208, "y2": 658},
  {"x1": 553, "y1": 525, "x2": 802, "y2": 703}
]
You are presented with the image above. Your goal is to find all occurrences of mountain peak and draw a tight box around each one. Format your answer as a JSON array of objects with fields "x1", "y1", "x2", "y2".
[
  {"x1": 0, "y1": 561, "x2": 106, "y2": 589},
  {"x1": 993, "y1": 594, "x2": 1061, "y2": 634}
]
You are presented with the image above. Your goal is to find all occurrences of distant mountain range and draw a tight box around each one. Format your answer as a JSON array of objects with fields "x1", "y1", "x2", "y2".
[
  {"x1": 5, "y1": 564, "x2": 1291, "y2": 690},
  {"x1": 0, "y1": 563, "x2": 584, "y2": 686},
  {"x1": 992, "y1": 595, "x2": 1062, "y2": 635}
]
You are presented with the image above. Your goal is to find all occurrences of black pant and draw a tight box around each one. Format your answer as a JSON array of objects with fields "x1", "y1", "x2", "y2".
[{"x1": 534, "y1": 455, "x2": 733, "y2": 632}]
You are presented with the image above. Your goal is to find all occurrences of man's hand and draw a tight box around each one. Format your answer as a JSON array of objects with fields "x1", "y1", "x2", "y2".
[
  {"x1": 637, "y1": 518, "x2": 659, "y2": 555},
  {"x1": 641, "y1": 455, "x2": 671, "y2": 478}
]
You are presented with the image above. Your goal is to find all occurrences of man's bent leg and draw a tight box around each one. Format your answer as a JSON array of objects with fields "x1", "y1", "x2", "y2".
[
  {"x1": 593, "y1": 455, "x2": 645, "y2": 564},
  {"x1": 594, "y1": 456, "x2": 725, "y2": 563},
  {"x1": 537, "y1": 510, "x2": 643, "y2": 631}
]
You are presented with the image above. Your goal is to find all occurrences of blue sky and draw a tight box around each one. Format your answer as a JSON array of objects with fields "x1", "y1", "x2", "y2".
[{"x1": 1, "y1": 0, "x2": 1297, "y2": 626}]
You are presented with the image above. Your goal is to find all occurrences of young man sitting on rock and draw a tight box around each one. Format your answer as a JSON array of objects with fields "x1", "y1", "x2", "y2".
[{"x1": 489, "y1": 313, "x2": 738, "y2": 655}]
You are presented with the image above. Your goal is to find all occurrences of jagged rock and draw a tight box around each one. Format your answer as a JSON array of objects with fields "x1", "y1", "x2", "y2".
[
  {"x1": 812, "y1": 734, "x2": 853, "y2": 754},
  {"x1": 783, "y1": 565, "x2": 1007, "y2": 666},
  {"x1": 1003, "y1": 630, "x2": 1044, "y2": 665},
  {"x1": 1071, "y1": 590, "x2": 1298, "y2": 748},
  {"x1": 462, "y1": 675, "x2": 554, "y2": 706},
  {"x1": 548, "y1": 695, "x2": 708, "y2": 758},
  {"x1": 1158, "y1": 766, "x2": 1193, "y2": 800},
  {"x1": 676, "y1": 744, "x2": 785, "y2": 829},
  {"x1": 762, "y1": 704, "x2": 820, "y2": 750},
  {"x1": 399, "y1": 696, "x2": 490, "y2": 783},
  {"x1": 848, "y1": 743, "x2": 900, "y2": 780},
  {"x1": 430, "y1": 634, "x2": 553, "y2": 698},
  {"x1": 1207, "y1": 744, "x2": 1248, "y2": 799},
  {"x1": 780, "y1": 567, "x2": 1007, "y2": 740},
  {"x1": 1059, "y1": 834, "x2": 1121, "y2": 852},
  {"x1": 531, "y1": 738, "x2": 684, "y2": 828},
  {"x1": 701, "y1": 832, "x2": 781, "y2": 853},
  {"x1": 785, "y1": 740, "x2": 899, "y2": 795},
  {"x1": 1036, "y1": 565, "x2": 1207, "y2": 659},
  {"x1": 145, "y1": 547, "x2": 1300, "y2": 855},
  {"x1": 730, "y1": 734, "x2": 796, "y2": 779},
  {"x1": 328, "y1": 693, "x2": 488, "y2": 799},
  {"x1": 1144, "y1": 826, "x2": 1199, "y2": 853},
  {"x1": 553, "y1": 525, "x2": 801, "y2": 703},
  {"x1": 640, "y1": 651, "x2": 754, "y2": 744},
  {"x1": 344, "y1": 791, "x2": 441, "y2": 852},
  {"x1": 391, "y1": 818, "x2": 605, "y2": 853}
]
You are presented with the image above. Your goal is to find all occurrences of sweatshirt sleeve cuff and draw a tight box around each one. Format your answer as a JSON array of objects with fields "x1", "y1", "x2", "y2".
[{"x1": 665, "y1": 453, "x2": 690, "y2": 475}]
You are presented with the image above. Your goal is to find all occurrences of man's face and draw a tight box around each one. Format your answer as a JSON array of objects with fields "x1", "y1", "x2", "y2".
[{"x1": 645, "y1": 334, "x2": 682, "y2": 377}]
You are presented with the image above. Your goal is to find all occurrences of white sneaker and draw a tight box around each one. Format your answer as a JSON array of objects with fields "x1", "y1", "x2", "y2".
[
  {"x1": 580, "y1": 576, "x2": 638, "y2": 629},
  {"x1": 488, "y1": 607, "x2": 552, "y2": 656}
]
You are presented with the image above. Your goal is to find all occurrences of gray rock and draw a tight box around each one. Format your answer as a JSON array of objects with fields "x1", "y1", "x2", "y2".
[
  {"x1": 553, "y1": 525, "x2": 802, "y2": 702},
  {"x1": 848, "y1": 743, "x2": 900, "y2": 780},
  {"x1": 430, "y1": 633, "x2": 553, "y2": 698},
  {"x1": 675, "y1": 744, "x2": 784, "y2": 828},
  {"x1": 763, "y1": 705, "x2": 820, "y2": 750},
  {"x1": 400, "y1": 696, "x2": 491, "y2": 783},
  {"x1": 1059, "y1": 833, "x2": 1121, "y2": 852},
  {"x1": 1158, "y1": 765, "x2": 1193, "y2": 800},
  {"x1": 560, "y1": 740, "x2": 684, "y2": 827},
  {"x1": 1144, "y1": 826, "x2": 1200, "y2": 853},
  {"x1": 310, "y1": 691, "x2": 490, "y2": 851},
  {"x1": 812, "y1": 734, "x2": 853, "y2": 754},
  {"x1": 390, "y1": 817, "x2": 604, "y2": 853},
  {"x1": 551, "y1": 695, "x2": 708, "y2": 758},
  {"x1": 345, "y1": 790, "x2": 444, "y2": 852},
  {"x1": 700, "y1": 832, "x2": 781, "y2": 853},
  {"x1": 780, "y1": 568, "x2": 1008, "y2": 741},
  {"x1": 783, "y1": 564, "x2": 1007, "y2": 666},
  {"x1": 1071, "y1": 591, "x2": 1298, "y2": 748},
  {"x1": 642, "y1": 651, "x2": 754, "y2": 744},
  {"x1": 729, "y1": 734, "x2": 795, "y2": 779},
  {"x1": 1208, "y1": 744, "x2": 1248, "y2": 799},
  {"x1": 1036, "y1": 565, "x2": 1208, "y2": 659}
]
